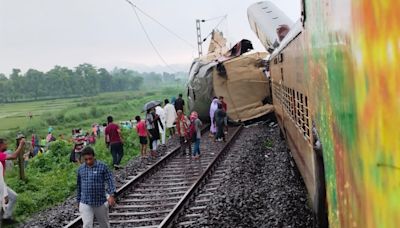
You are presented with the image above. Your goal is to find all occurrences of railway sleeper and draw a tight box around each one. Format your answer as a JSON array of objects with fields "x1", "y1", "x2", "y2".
[
  {"x1": 126, "y1": 191, "x2": 187, "y2": 198},
  {"x1": 114, "y1": 202, "x2": 177, "y2": 208},
  {"x1": 118, "y1": 196, "x2": 182, "y2": 203},
  {"x1": 131, "y1": 185, "x2": 189, "y2": 192},
  {"x1": 139, "y1": 182, "x2": 193, "y2": 187},
  {"x1": 109, "y1": 216, "x2": 165, "y2": 224},
  {"x1": 109, "y1": 210, "x2": 170, "y2": 217},
  {"x1": 147, "y1": 177, "x2": 198, "y2": 183}
]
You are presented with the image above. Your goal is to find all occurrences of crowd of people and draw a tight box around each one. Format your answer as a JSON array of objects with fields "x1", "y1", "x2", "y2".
[
  {"x1": 74, "y1": 93, "x2": 229, "y2": 227},
  {"x1": 0, "y1": 92, "x2": 229, "y2": 226}
]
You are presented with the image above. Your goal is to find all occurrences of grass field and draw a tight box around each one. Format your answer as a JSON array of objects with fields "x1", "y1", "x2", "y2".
[
  {"x1": 0, "y1": 86, "x2": 187, "y2": 224},
  {"x1": 0, "y1": 87, "x2": 186, "y2": 139},
  {"x1": 0, "y1": 98, "x2": 77, "y2": 134}
]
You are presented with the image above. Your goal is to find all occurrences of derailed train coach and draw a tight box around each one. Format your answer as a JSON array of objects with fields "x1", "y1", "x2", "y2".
[
  {"x1": 249, "y1": 1, "x2": 400, "y2": 228},
  {"x1": 187, "y1": 32, "x2": 274, "y2": 122}
]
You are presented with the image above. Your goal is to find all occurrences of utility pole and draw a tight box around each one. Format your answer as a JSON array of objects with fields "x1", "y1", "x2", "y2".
[{"x1": 196, "y1": 19, "x2": 203, "y2": 57}]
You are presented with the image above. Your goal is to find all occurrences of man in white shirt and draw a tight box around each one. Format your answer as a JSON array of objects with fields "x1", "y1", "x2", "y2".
[{"x1": 163, "y1": 99, "x2": 177, "y2": 139}]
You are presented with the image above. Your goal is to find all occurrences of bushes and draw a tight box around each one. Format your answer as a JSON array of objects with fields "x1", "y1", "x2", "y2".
[
  {"x1": 2, "y1": 88, "x2": 184, "y2": 223},
  {"x1": 44, "y1": 112, "x2": 65, "y2": 125}
]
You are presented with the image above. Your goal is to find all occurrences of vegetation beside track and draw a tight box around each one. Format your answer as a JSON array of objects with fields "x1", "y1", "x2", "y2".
[{"x1": 0, "y1": 86, "x2": 186, "y2": 223}]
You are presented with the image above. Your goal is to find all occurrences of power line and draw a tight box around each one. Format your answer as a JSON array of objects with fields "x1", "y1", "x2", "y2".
[
  {"x1": 202, "y1": 15, "x2": 227, "y2": 22},
  {"x1": 131, "y1": 4, "x2": 195, "y2": 49},
  {"x1": 202, "y1": 15, "x2": 227, "y2": 42},
  {"x1": 125, "y1": 0, "x2": 176, "y2": 72}
]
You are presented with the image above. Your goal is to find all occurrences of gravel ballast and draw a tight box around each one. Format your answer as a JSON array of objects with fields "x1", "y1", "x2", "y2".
[
  {"x1": 19, "y1": 137, "x2": 179, "y2": 228},
  {"x1": 195, "y1": 122, "x2": 314, "y2": 227},
  {"x1": 20, "y1": 122, "x2": 314, "y2": 227}
]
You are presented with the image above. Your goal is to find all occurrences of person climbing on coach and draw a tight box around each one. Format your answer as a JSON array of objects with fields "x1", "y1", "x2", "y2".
[
  {"x1": 77, "y1": 147, "x2": 116, "y2": 228},
  {"x1": 105, "y1": 116, "x2": 124, "y2": 170},
  {"x1": 175, "y1": 110, "x2": 192, "y2": 156},
  {"x1": 190, "y1": 111, "x2": 202, "y2": 159}
]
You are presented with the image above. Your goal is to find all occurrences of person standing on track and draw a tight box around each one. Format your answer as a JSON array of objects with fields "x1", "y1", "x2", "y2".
[
  {"x1": 77, "y1": 147, "x2": 116, "y2": 228},
  {"x1": 174, "y1": 93, "x2": 185, "y2": 113},
  {"x1": 175, "y1": 110, "x2": 191, "y2": 156},
  {"x1": 105, "y1": 116, "x2": 124, "y2": 169},
  {"x1": 214, "y1": 103, "x2": 227, "y2": 142},
  {"x1": 155, "y1": 104, "x2": 166, "y2": 145},
  {"x1": 209, "y1": 97, "x2": 219, "y2": 137},
  {"x1": 164, "y1": 99, "x2": 177, "y2": 139},
  {"x1": 146, "y1": 108, "x2": 163, "y2": 157},
  {"x1": 218, "y1": 96, "x2": 229, "y2": 135},
  {"x1": 190, "y1": 111, "x2": 202, "y2": 159},
  {"x1": 135, "y1": 116, "x2": 148, "y2": 158}
]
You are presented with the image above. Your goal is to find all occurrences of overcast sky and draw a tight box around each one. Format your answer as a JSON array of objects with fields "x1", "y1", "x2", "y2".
[{"x1": 0, "y1": 0, "x2": 300, "y2": 74}]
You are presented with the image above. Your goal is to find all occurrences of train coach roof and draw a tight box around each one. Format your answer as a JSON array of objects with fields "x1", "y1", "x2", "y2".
[{"x1": 270, "y1": 20, "x2": 303, "y2": 59}]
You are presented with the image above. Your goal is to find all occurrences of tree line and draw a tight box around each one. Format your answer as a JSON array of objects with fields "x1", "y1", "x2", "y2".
[{"x1": 0, "y1": 64, "x2": 180, "y2": 103}]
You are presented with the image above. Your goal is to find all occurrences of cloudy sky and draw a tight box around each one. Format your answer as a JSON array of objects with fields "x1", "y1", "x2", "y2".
[{"x1": 0, "y1": 0, "x2": 300, "y2": 74}]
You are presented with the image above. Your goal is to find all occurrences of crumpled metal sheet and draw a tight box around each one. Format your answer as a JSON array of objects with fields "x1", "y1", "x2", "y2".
[
  {"x1": 187, "y1": 59, "x2": 218, "y2": 121},
  {"x1": 188, "y1": 52, "x2": 273, "y2": 122}
]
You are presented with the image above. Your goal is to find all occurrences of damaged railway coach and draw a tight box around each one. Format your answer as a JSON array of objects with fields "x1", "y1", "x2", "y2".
[
  {"x1": 249, "y1": 1, "x2": 400, "y2": 228},
  {"x1": 187, "y1": 31, "x2": 274, "y2": 122}
]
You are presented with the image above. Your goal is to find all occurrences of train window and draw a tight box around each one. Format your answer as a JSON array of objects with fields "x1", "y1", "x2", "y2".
[
  {"x1": 279, "y1": 53, "x2": 284, "y2": 63},
  {"x1": 291, "y1": 89, "x2": 295, "y2": 121},
  {"x1": 284, "y1": 86, "x2": 289, "y2": 114},
  {"x1": 300, "y1": 94, "x2": 306, "y2": 135},
  {"x1": 274, "y1": 58, "x2": 278, "y2": 64},
  {"x1": 296, "y1": 91, "x2": 301, "y2": 127},
  {"x1": 304, "y1": 96, "x2": 311, "y2": 141}
]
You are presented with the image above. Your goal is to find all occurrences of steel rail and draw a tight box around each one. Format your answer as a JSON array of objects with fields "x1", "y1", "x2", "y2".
[
  {"x1": 159, "y1": 125, "x2": 243, "y2": 228},
  {"x1": 64, "y1": 126, "x2": 209, "y2": 228}
]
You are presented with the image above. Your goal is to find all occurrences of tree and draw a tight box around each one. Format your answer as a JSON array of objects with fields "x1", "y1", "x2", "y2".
[
  {"x1": 0, "y1": 73, "x2": 7, "y2": 81},
  {"x1": 25, "y1": 69, "x2": 45, "y2": 100}
]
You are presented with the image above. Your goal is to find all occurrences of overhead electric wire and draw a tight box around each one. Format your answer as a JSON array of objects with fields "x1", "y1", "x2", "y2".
[
  {"x1": 130, "y1": 4, "x2": 195, "y2": 49},
  {"x1": 202, "y1": 15, "x2": 228, "y2": 42},
  {"x1": 202, "y1": 15, "x2": 227, "y2": 22},
  {"x1": 125, "y1": 0, "x2": 176, "y2": 72}
]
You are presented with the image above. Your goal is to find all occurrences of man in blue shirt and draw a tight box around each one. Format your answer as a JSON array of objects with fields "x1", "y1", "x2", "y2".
[{"x1": 77, "y1": 147, "x2": 116, "y2": 228}]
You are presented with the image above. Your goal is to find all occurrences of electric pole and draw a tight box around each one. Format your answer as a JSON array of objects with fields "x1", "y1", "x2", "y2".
[{"x1": 196, "y1": 19, "x2": 203, "y2": 57}]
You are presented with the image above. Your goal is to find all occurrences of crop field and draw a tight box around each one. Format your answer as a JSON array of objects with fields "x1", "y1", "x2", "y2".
[
  {"x1": 0, "y1": 98, "x2": 78, "y2": 134},
  {"x1": 0, "y1": 87, "x2": 185, "y2": 139}
]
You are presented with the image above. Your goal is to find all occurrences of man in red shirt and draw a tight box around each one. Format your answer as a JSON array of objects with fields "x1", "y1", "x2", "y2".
[
  {"x1": 0, "y1": 136, "x2": 26, "y2": 221},
  {"x1": 135, "y1": 116, "x2": 148, "y2": 158},
  {"x1": 105, "y1": 116, "x2": 124, "y2": 169}
]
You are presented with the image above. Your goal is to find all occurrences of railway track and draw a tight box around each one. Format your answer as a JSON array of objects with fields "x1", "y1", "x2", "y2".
[{"x1": 65, "y1": 125, "x2": 243, "y2": 228}]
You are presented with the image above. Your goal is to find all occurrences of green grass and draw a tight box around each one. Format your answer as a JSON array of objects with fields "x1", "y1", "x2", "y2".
[
  {"x1": 0, "y1": 86, "x2": 186, "y2": 224},
  {"x1": 0, "y1": 98, "x2": 77, "y2": 134}
]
